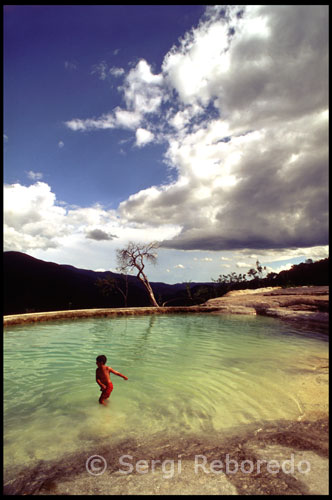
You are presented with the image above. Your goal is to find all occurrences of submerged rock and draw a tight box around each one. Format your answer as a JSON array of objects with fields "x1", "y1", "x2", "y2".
[{"x1": 4, "y1": 418, "x2": 329, "y2": 496}]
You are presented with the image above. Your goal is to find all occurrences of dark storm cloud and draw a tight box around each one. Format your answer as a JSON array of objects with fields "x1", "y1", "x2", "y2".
[{"x1": 85, "y1": 229, "x2": 118, "y2": 241}]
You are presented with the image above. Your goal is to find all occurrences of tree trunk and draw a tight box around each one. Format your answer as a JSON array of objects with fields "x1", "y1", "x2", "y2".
[
  {"x1": 137, "y1": 272, "x2": 159, "y2": 307},
  {"x1": 145, "y1": 283, "x2": 159, "y2": 307}
]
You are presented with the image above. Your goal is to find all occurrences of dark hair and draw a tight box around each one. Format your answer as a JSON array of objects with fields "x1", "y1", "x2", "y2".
[{"x1": 96, "y1": 355, "x2": 107, "y2": 364}]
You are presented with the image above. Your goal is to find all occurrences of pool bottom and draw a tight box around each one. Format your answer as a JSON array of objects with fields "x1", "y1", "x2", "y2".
[
  {"x1": 4, "y1": 313, "x2": 328, "y2": 483},
  {"x1": 3, "y1": 416, "x2": 329, "y2": 496},
  {"x1": 4, "y1": 348, "x2": 328, "y2": 477}
]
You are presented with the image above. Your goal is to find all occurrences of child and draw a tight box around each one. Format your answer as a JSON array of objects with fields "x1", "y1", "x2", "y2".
[{"x1": 96, "y1": 354, "x2": 128, "y2": 406}]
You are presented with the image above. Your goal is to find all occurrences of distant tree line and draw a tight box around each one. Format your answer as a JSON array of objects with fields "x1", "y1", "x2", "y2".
[
  {"x1": 173, "y1": 258, "x2": 328, "y2": 306},
  {"x1": 210, "y1": 258, "x2": 329, "y2": 298},
  {"x1": 156, "y1": 257, "x2": 329, "y2": 306},
  {"x1": 97, "y1": 244, "x2": 328, "y2": 307}
]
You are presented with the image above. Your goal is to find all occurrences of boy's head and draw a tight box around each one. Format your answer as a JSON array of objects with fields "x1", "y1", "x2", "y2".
[{"x1": 96, "y1": 355, "x2": 107, "y2": 365}]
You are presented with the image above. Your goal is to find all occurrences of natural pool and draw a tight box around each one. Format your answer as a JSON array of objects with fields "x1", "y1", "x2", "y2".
[{"x1": 4, "y1": 313, "x2": 328, "y2": 474}]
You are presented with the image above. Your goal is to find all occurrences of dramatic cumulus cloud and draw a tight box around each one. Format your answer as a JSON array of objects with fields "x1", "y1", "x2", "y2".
[
  {"x1": 4, "y1": 181, "x2": 180, "y2": 257},
  {"x1": 4, "y1": 182, "x2": 67, "y2": 251},
  {"x1": 4, "y1": 182, "x2": 120, "y2": 252},
  {"x1": 118, "y1": 5, "x2": 328, "y2": 252},
  {"x1": 64, "y1": 6, "x2": 328, "y2": 253}
]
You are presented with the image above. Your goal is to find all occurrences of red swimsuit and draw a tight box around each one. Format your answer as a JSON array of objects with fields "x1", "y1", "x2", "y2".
[{"x1": 100, "y1": 381, "x2": 113, "y2": 401}]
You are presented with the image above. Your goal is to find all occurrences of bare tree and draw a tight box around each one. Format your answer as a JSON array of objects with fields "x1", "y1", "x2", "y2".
[{"x1": 116, "y1": 241, "x2": 160, "y2": 307}]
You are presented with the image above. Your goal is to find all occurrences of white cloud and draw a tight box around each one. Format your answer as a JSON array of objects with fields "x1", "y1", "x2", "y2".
[
  {"x1": 65, "y1": 108, "x2": 142, "y2": 132},
  {"x1": 66, "y1": 59, "x2": 163, "y2": 134},
  {"x1": 122, "y1": 59, "x2": 164, "y2": 114},
  {"x1": 135, "y1": 128, "x2": 154, "y2": 147},
  {"x1": 194, "y1": 257, "x2": 213, "y2": 262},
  {"x1": 265, "y1": 263, "x2": 293, "y2": 274},
  {"x1": 109, "y1": 66, "x2": 125, "y2": 77},
  {"x1": 162, "y1": 13, "x2": 231, "y2": 106},
  {"x1": 65, "y1": 114, "x2": 116, "y2": 131},
  {"x1": 161, "y1": 5, "x2": 328, "y2": 133},
  {"x1": 119, "y1": 6, "x2": 328, "y2": 253},
  {"x1": 236, "y1": 262, "x2": 252, "y2": 269},
  {"x1": 4, "y1": 181, "x2": 328, "y2": 282},
  {"x1": 114, "y1": 107, "x2": 142, "y2": 129},
  {"x1": 243, "y1": 246, "x2": 329, "y2": 264},
  {"x1": 169, "y1": 104, "x2": 204, "y2": 131},
  {"x1": 4, "y1": 182, "x2": 67, "y2": 251},
  {"x1": 91, "y1": 61, "x2": 108, "y2": 80},
  {"x1": 63, "y1": 6, "x2": 327, "y2": 259},
  {"x1": 64, "y1": 60, "x2": 78, "y2": 71},
  {"x1": 26, "y1": 170, "x2": 43, "y2": 180},
  {"x1": 4, "y1": 181, "x2": 181, "y2": 258},
  {"x1": 58, "y1": 141, "x2": 64, "y2": 148},
  {"x1": 91, "y1": 61, "x2": 125, "y2": 80}
]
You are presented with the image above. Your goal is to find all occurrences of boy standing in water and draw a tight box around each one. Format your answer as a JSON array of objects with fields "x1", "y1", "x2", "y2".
[{"x1": 96, "y1": 355, "x2": 128, "y2": 406}]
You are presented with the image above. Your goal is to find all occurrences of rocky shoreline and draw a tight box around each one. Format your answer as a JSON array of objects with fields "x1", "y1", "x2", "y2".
[
  {"x1": 4, "y1": 286, "x2": 329, "y2": 495},
  {"x1": 4, "y1": 417, "x2": 329, "y2": 495},
  {"x1": 3, "y1": 286, "x2": 329, "y2": 329},
  {"x1": 202, "y1": 286, "x2": 329, "y2": 329},
  {"x1": 3, "y1": 305, "x2": 222, "y2": 326}
]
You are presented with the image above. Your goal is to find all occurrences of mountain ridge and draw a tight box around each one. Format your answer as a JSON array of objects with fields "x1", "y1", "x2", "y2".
[{"x1": 3, "y1": 251, "x2": 212, "y2": 314}]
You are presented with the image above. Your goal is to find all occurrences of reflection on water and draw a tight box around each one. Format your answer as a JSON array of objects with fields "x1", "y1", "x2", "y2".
[{"x1": 4, "y1": 313, "x2": 328, "y2": 470}]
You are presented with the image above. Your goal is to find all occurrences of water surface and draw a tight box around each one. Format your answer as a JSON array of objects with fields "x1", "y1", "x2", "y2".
[{"x1": 4, "y1": 313, "x2": 328, "y2": 470}]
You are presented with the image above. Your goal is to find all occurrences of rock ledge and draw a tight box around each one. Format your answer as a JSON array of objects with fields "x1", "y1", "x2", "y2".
[
  {"x1": 202, "y1": 286, "x2": 329, "y2": 327},
  {"x1": 4, "y1": 286, "x2": 328, "y2": 329}
]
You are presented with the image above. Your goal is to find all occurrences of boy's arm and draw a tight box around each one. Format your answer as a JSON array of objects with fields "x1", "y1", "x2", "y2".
[
  {"x1": 109, "y1": 367, "x2": 128, "y2": 380},
  {"x1": 96, "y1": 379, "x2": 106, "y2": 389},
  {"x1": 96, "y1": 371, "x2": 106, "y2": 389}
]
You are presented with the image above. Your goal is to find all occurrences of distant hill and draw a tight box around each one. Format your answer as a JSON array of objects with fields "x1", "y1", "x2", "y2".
[
  {"x1": 3, "y1": 251, "x2": 213, "y2": 314},
  {"x1": 4, "y1": 251, "x2": 328, "y2": 315}
]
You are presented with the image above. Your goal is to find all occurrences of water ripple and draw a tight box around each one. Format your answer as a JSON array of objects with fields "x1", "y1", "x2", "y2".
[{"x1": 4, "y1": 313, "x2": 327, "y2": 470}]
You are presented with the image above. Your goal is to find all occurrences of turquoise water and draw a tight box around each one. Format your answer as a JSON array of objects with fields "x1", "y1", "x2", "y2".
[{"x1": 4, "y1": 313, "x2": 328, "y2": 470}]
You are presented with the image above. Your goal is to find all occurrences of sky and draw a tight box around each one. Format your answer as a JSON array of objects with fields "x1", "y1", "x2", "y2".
[{"x1": 4, "y1": 5, "x2": 329, "y2": 284}]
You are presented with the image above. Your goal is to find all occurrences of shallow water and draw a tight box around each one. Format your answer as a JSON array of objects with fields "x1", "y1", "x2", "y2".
[{"x1": 4, "y1": 313, "x2": 328, "y2": 470}]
